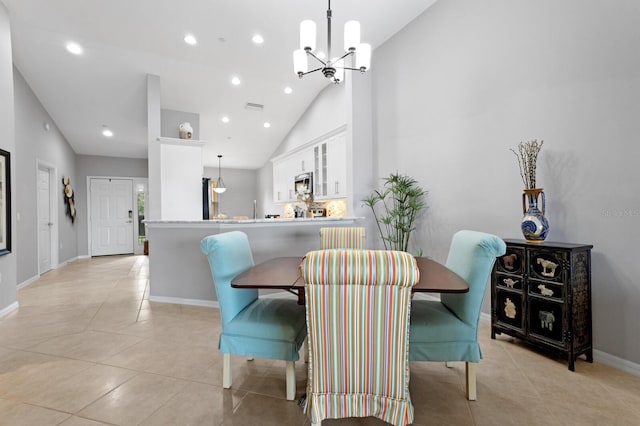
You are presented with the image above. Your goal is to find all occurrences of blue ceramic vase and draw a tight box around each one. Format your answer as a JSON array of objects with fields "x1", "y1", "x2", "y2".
[{"x1": 521, "y1": 188, "x2": 549, "y2": 242}]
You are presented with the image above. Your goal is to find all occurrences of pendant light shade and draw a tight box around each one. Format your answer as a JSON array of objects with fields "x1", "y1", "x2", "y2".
[
  {"x1": 213, "y1": 154, "x2": 227, "y2": 194},
  {"x1": 344, "y1": 20, "x2": 360, "y2": 52},
  {"x1": 293, "y1": 49, "x2": 308, "y2": 76},
  {"x1": 355, "y1": 43, "x2": 371, "y2": 71},
  {"x1": 300, "y1": 20, "x2": 317, "y2": 51}
]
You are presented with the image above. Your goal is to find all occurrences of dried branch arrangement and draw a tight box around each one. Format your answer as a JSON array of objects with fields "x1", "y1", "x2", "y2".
[{"x1": 511, "y1": 140, "x2": 544, "y2": 189}]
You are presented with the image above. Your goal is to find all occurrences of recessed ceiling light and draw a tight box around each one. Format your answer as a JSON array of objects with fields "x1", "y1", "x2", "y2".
[
  {"x1": 284, "y1": 86, "x2": 293, "y2": 94},
  {"x1": 221, "y1": 116, "x2": 230, "y2": 123},
  {"x1": 66, "y1": 42, "x2": 83, "y2": 55},
  {"x1": 102, "y1": 128, "x2": 114, "y2": 138},
  {"x1": 263, "y1": 122, "x2": 271, "y2": 128},
  {"x1": 316, "y1": 51, "x2": 326, "y2": 60},
  {"x1": 252, "y1": 34, "x2": 264, "y2": 44},
  {"x1": 231, "y1": 76, "x2": 241, "y2": 86},
  {"x1": 184, "y1": 34, "x2": 197, "y2": 45}
]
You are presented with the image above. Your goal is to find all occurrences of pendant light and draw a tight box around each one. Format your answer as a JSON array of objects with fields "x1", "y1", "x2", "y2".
[{"x1": 213, "y1": 154, "x2": 227, "y2": 193}]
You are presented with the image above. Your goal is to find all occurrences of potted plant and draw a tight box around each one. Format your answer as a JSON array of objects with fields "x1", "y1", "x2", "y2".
[{"x1": 362, "y1": 173, "x2": 427, "y2": 253}]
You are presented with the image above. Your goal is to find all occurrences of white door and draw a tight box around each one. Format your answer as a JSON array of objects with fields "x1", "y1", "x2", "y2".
[
  {"x1": 90, "y1": 178, "x2": 134, "y2": 256},
  {"x1": 37, "y1": 168, "x2": 52, "y2": 273}
]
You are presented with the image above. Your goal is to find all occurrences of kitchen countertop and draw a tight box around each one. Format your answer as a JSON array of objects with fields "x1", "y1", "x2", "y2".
[{"x1": 145, "y1": 217, "x2": 364, "y2": 227}]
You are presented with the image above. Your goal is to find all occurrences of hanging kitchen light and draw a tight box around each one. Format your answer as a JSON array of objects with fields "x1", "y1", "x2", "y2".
[
  {"x1": 213, "y1": 154, "x2": 227, "y2": 193},
  {"x1": 293, "y1": 0, "x2": 371, "y2": 84}
]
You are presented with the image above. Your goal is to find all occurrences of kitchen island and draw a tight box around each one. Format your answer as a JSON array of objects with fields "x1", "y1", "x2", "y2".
[{"x1": 145, "y1": 217, "x2": 364, "y2": 306}]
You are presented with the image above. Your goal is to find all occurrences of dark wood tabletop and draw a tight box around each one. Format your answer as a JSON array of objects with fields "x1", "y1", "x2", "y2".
[{"x1": 232, "y1": 257, "x2": 468, "y2": 303}]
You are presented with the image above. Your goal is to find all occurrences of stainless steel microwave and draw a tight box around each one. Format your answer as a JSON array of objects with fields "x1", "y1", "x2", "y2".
[{"x1": 294, "y1": 172, "x2": 313, "y2": 194}]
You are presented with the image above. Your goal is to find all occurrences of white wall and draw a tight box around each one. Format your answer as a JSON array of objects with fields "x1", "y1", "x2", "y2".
[
  {"x1": 13, "y1": 68, "x2": 78, "y2": 284},
  {"x1": 0, "y1": 2, "x2": 16, "y2": 314},
  {"x1": 75, "y1": 155, "x2": 148, "y2": 256},
  {"x1": 372, "y1": 0, "x2": 640, "y2": 364}
]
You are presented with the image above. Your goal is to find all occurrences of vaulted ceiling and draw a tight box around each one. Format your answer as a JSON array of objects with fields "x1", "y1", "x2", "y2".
[{"x1": 4, "y1": 0, "x2": 437, "y2": 168}]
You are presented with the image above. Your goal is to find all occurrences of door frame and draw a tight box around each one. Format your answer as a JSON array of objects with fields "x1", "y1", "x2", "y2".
[
  {"x1": 87, "y1": 176, "x2": 137, "y2": 257},
  {"x1": 36, "y1": 160, "x2": 59, "y2": 273},
  {"x1": 132, "y1": 178, "x2": 148, "y2": 255}
]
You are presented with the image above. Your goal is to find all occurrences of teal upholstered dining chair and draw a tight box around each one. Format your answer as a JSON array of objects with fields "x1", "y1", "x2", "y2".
[
  {"x1": 200, "y1": 231, "x2": 306, "y2": 401},
  {"x1": 319, "y1": 227, "x2": 366, "y2": 249},
  {"x1": 409, "y1": 230, "x2": 506, "y2": 400},
  {"x1": 301, "y1": 249, "x2": 418, "y2": 426}
]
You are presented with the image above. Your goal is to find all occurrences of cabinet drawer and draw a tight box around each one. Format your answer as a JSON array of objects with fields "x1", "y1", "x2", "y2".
[
  {"x1": 528, "y1": 249, "x2": 567, "y2": 283},
  {"x1": 528, "y1": 296, "x2": 564, "y2": 347},
  {"x1": 494, "y1": 289, "x2": 524, "y2": 333},
  {"x1": 496, "y1": 246, "x2": 525, "y2": 275},
  {"x1": 529, "y1": 279, "x2": 563, "y2": 302},
  {"x1": 496, "y1": 273, "x2": 523, "y2": 291}
]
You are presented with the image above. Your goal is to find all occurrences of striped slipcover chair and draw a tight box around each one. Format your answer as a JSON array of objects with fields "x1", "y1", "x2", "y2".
[
  {"x1": 300, "y1": 249, "x2": 418, "y2": 426},
  {"x1": 319, "y1": 227, "x2": 366, "y2": 249}
]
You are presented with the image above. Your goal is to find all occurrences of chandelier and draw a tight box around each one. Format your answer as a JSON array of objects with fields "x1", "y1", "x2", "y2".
[{"x1": 293, "y1": 0, "x2": 371, "y2": 84}]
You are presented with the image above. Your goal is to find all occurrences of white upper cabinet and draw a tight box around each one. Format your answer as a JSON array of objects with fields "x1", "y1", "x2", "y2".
[
  {"x1": 272, "y1": 130, "x2": 348, "y2": 203},
  {"x1": 326, "y1": 133, "x2": 347, "y2": 198}
]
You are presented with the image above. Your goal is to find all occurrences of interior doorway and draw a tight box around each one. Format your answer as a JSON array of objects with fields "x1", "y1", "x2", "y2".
[
  {"x1": 89, "y1": 178, "x2": 134, "y2": 256},
  {"x1": 36, "y1": 161, "x2": 58, "y2": 274}
]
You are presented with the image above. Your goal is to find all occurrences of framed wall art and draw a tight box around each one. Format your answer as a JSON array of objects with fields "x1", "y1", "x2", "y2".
[{"x1": 0, "y1": 148, "x2": 11, "y2": 256}]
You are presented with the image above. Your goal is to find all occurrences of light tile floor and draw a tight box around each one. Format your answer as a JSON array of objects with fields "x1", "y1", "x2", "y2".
[{"x1": 1, "y1": 255, "x2": 638, "y2": 425}]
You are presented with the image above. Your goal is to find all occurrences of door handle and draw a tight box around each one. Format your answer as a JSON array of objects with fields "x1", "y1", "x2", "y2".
[
  {"x1": 48, "y1": 222, "x2": 53, "y2": 226},
  {"x1": 127, "y1": 210, "x2": 133, "y2": 223}
]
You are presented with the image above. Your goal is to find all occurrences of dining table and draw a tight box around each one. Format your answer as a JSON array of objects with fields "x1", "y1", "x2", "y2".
[{"x1": 231, "y1": 256, "x2": 468, "y2": 304}]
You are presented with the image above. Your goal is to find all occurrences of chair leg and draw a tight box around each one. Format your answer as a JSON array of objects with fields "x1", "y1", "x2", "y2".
[
  {"x1": 223, "y1": 353, "x2": 232, "y2": 389},
  {"x1": 465, "y1": 362, "x2": 477, "y2": 401},
  {"x1": 286, "y1": 361, "x2": 296, "y2": 401}
]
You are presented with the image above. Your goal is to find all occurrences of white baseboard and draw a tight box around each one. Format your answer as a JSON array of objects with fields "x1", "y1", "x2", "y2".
[
  {"x1": 148, "y1": 295, "x2": 219, "y2": 309},
  {"x1": 0, "y1": 301, "x2": 19, "y2": 318},
  {"x1": 593, "y1": 349, "x2": 640, "y2": 377},
  {"x1": 17, "y1": 275, "x2": 40, "y2": 290}
]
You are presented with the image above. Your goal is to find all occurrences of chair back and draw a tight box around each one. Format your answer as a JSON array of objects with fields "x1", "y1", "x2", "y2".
[
  {"x1": 200, "y1": 231, "x2": 258, "y2": 325},
  {"x1": 319, "y1": 227, "x2": 366, "y2": 249},
  {"x1": 300, "y1": 249, "x2": 418, "y2": 426},
  {"x1": 440, "y1": 230, "x2": 506, "y2": 326}
]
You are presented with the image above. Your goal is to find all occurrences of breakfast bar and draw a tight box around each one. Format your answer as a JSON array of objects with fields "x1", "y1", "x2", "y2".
[{"x1": 145, "y1": 217, "x2": 363, "y2": 307}]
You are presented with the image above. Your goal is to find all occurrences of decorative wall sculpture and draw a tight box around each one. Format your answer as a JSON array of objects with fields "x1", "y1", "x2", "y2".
[{"x1": 62, "y1": 176, "x2": 76, "y2": 223}]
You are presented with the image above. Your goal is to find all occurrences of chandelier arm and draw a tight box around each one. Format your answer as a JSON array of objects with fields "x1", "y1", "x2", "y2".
[
  {"x1": 333, "y1": 51, "x2": 354, "y2": 65},
  {"x1": 306, "y1": 51, "x2": 327, "y2": 66},
  {"x1": 298, "y1": 67, "x2": 324, "y2": 77}
]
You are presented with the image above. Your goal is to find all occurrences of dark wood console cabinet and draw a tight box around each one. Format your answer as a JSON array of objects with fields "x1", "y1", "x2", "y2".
[{"x1": 491, "y1": 239, "x2": 593, "y2": 371}]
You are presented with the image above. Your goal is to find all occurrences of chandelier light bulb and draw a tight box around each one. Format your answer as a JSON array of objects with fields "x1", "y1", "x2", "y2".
[
  {"x1": 293, "y1": 49, "x2": 308, "y2": 76},
  {"x1": 300, "y1": 20, "x2": 317, "y2": 51},
  {"x1": 355, "y1": 43, "x2": 372, "y2": 71},
  {"x1": 344, "y1": 21, "x2": 361, "y2": 52}
]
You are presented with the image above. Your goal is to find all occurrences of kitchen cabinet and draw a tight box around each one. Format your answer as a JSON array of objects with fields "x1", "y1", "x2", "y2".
[
  {"x1": 271, "y1": 130, "x2": 348, "y2": 203},
  {"x1": 326, "y1": 133, "x2": 347, "y2": 198},
  {"x1": 313, "y1": 132, "x2": 348, "y2": 199},
  {"x1": 491, "y1": 239, "x2": 593, "y2": 371}
]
